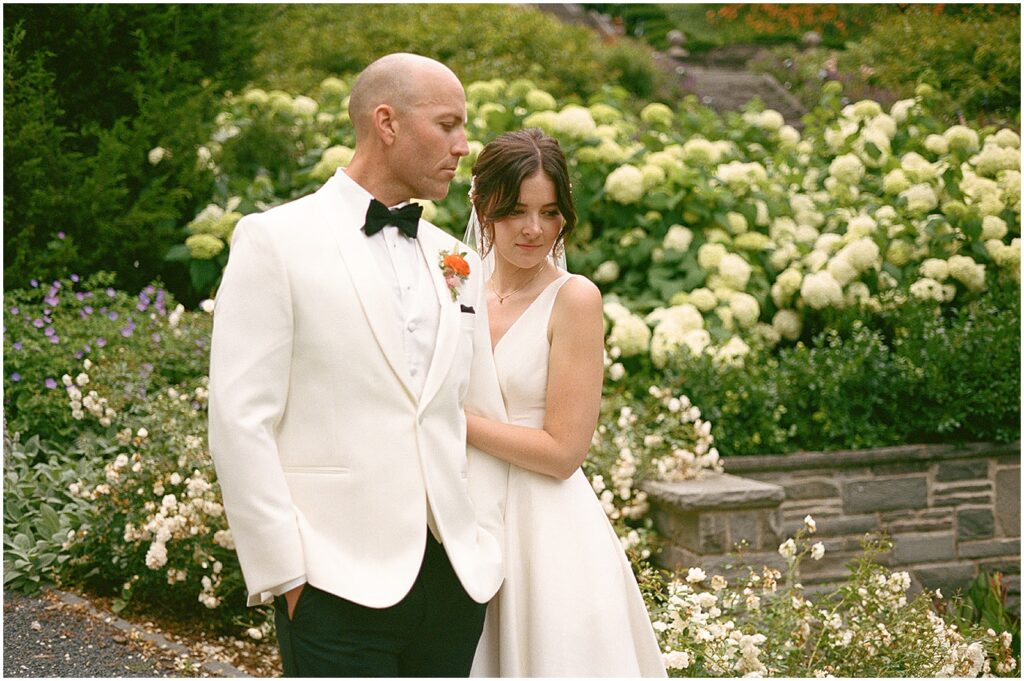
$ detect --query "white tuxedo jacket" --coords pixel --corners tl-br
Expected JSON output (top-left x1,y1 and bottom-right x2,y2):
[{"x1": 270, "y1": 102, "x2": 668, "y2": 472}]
[{"x1": 208, "y1": 170, "x2": 509, "y2": 607}]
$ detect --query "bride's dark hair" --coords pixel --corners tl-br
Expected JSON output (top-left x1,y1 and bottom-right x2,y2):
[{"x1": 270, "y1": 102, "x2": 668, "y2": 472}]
[{"x1": 470, "y1": 128, "x2": 577, "y2": 257}]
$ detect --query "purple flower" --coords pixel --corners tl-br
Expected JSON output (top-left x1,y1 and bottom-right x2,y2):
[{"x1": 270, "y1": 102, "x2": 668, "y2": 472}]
[
  {"x1": 10, "y1": 373, "x2": 20, "y2": 382},
  {"x1": 142, "y1": 363, "x2": 154, "y2": 372},
  {"x1": 136, "y1": 302, "x2": 148, "y2": 312},
  {"x1": 12, "y1": 342, "x2": 22, "y2": 350},
  {"x1": 44, "y1": 296, "x2": 59, "y2": 307},
  {"x1": 9, "y1": 307, "x2": 18, "y2": 315},
  {"x1": 120, "y1": 320, "x2": 135, "y2": 337},
  {"x1": 76, "y1": 292, "x2": 86, "y2": 301},
  {"x1": 84, "y1": 305, "x2": 93, "y2": 314},
  {"x1": 70, "y1": 274, "x2": 79, "y2": 282},
  {"x1": 49, "y1": 335, "x2": 60, "y2": 344},
  {"x1": 74, "y1": 351, "x2": 83, "y2": 359},
  {"x1": 108, "y1": 311, "x2": 119, "y2": 321},
  {"x1": 45, "y1": 378, "x2": 57, "y2": 389},
  {"x1": 106, "y1": 288, "x2": 116, "y2": 298},
  {"x1": 44, "y1": 326, "x2": 55, "y2": 337},
  {"x1": 30, "y1": 279, "x2": 39, "y2": 288},
  {"x1": 32, "y1": 318, "x2": 44, "y2": 329},
  {"x1": 151, "y1": 333, "x2": 161, "y2": 343},
  {"x1": 96, "y1": 337, "x2": 107, "y2": 348},
  {"x1": 83, "y1": 344, "x2": 91, "y2": 352},
  {"x1": 57, "y1": 231, "x2": 66, "y2": 240}
]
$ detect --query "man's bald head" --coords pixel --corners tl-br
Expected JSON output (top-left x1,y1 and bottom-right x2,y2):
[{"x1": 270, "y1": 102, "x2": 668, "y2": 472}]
[{"x1": 348, "y1": 53, "x2": 462, "y2": 141}]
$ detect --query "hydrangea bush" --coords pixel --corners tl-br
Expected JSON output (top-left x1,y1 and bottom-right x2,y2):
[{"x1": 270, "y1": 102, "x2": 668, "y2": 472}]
[{"x1": 172, "y1": 75, "x2": 1019, "y2": 375}]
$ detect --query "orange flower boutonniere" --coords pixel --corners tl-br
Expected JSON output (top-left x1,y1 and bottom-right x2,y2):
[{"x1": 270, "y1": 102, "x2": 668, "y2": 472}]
[{"x1": 439, "y1": 245, "x2": 471, "y2": 302}]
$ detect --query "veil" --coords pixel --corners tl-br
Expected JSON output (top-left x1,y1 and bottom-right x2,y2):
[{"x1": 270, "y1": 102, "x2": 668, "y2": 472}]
[{"x1": 462, "y1": 179, "x2": 568, "y2": 279}]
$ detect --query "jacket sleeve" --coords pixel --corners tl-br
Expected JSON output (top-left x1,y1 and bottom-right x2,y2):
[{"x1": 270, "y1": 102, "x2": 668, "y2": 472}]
[{"x1": 208, "y1": 216, "x2": 306, "y2": 606}]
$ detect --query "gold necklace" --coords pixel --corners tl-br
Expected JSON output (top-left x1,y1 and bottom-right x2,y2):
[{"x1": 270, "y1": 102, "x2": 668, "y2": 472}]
[{"x1": 491, "y1": 265, "x2": 545, "y2": 304}]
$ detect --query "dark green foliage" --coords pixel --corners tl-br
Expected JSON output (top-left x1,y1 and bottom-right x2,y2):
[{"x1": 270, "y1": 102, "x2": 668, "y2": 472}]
[
  {"x1": 3, "y1": 6, "x2": 268, "y2": 303},
  {"x1": 657, "y1": 287, "x2": 1020, "y2": 456},
  {"x1": 250, "y1": 4, "x2": 662, "y2": 101}
]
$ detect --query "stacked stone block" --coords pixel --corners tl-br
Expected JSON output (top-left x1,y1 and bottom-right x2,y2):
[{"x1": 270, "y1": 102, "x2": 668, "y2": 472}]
[{"x1": 644, "y1": 442, "x2": 1020, "y2": 614}]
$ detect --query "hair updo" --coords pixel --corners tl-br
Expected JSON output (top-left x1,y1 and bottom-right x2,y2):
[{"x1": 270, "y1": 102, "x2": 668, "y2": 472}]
[{"x1": 470, "y1": 128, "x2": 577, "y2": 257}]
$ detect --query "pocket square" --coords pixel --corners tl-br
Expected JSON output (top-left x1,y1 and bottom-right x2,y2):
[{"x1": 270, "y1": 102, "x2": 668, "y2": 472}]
[{"x1": 460, "y1": 304, "x2": 475, "y2": 314}]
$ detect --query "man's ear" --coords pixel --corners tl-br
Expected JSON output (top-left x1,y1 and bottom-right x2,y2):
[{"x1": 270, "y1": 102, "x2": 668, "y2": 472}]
[{"x1": 372, "y1": 104, "x2": 398, "y2": 146}]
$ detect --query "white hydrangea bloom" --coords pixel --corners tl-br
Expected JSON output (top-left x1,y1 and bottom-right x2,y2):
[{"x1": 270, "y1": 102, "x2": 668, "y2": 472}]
[
  {"x1": 948, "y1": 255, "x2": 987, "y2": 292},
  {"x1": 800, "y1": 271, "x2": 844, "y2": 309},
  {"x1": 815, "y1": 233, "x2": 844, "y2": 254},
  {"x1": 715, "y1": 160, "x2": 768, "y2": 187},
  {"x1": 778, "y1": 124, "x2": 800, "y2": 146},
  {"x1": 900, "y1": 183, "x2": 939, "y2": 215},
  {"x1": 943, "y1": 125, "x2": 980, "y2": 152},
  {"x1": 901, "y1": 152, "x2": 943, "y2": 183},
  {"x1": 607, "y1": 315, "x2": 651, "y2": 357},
  {"x1": 840, "y1": 237, "x2": 882, "y2": 272},
  {"x1": 697, "y1": 242, "x2": 728, "y2": 270},
  {"x1": 640, "y1": 164, "x2": 667, "y2": 191},
  {"x1": 772, "y1": 309, "x2": 802, "y2": 341},
  {"x1": 725, "y1": 211, "x2": 748, "y2": 234},
  {"x1": 524, "y1": 89, "x2": 557, "y2": 111},
  {"x1": 688, "y1": 287, "x2": 717, "y2": 312},
  {"x1": 992, "y1": 128, "x2": 1021, "y2": 149},
  {"x1": 846, "y1": 214, "x2": 877, "y2": 238},
  {"x1": 867, "y1": 113, "x2": 897, "y2": 139},
  {"x1": 924, "y1": 134, "x2": 949, "y2": 156},
  {"x1": 855, "y1": 126, "x2": 892, "y2": 168},
  {"x1": 910, "y1": 277, "x2": 955, "y2": 302},
  {"x1": 714, "y1": 336, "x2": 750, "y2": 365},
  {"x1": 982, "y1": 215, "x2": 1009, "y2": 241},
  {"x1": 663, "y1": 224, "x2": 693, "y2": 252},
  {"x1": 554, "y1": 105, "x2": 598, "y2": 139},
  {"x1": 291, "y1": 95, "x2": 318, "y2": 117},
  {"x1": 603, "y1": 301, "x2": 632, "y2": 323},
  {"x1": 883, "y1": 169, "x2": 911, "y2": 195},
  {"x1": 826, "y1": 254, "x2": 858, "y2": 286},
  {"x1": 998, "y1": 169, "x2": 1020, "y2": 213},
  {"x1": 604, "y1": 165, "x2": 645, "y2": 204},
  {"x1": 920, "y1": 258, "x2": 950, "y2": 281},
  {"x1": 825, "y1": 119, "x2": 859, "y2": 151},
  {"x1": 647, "y1": 303, "x2": 705, "y2": 332},
  {"x1": 729, "y1": 292, "x2": 760, "y2": 327},
  {"x1": 593, "y1": 260, "x2": 621, "y2": 283},
  {"x1": 718, "y1": 253, "x2": 753, "y2": 290},
  {"x1": 681, "y1": 137, "x2": 720, "y2": 165},
  {"x1": 828, "y1": 154, "x2": 865, "y2": 185},
  {"x1": 970, "y1": 142, "x2": 1021, "y2": 178},
  {"x1": 890, "y1": 98, "x2": 915, "y2": 122}
]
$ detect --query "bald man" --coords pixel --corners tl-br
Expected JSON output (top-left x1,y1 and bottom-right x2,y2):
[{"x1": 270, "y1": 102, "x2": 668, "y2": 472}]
[{"x1": 209, "y1": 53, "x2": 509, "y2": 676}]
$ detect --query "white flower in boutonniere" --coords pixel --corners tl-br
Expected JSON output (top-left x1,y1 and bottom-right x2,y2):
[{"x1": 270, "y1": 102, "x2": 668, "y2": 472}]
[{"x1": 438, "y1": 244, "x2": 471, "y2": 302}]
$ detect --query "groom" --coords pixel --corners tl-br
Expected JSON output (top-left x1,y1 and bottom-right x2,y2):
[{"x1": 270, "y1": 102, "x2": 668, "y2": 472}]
[{"x1": 208, "y1": 53, "x2": 509, "y2": 677}]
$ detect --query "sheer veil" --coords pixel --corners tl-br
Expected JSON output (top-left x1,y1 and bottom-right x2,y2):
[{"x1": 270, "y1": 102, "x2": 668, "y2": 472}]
[{"x1": 462, "y1": 179, "x2": 568, "y2": 280}]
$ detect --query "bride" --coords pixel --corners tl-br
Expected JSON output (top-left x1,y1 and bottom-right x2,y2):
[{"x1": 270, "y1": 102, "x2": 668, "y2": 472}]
[{"x1": 464, "y1": 128, "x2": 666, "y2": 677}]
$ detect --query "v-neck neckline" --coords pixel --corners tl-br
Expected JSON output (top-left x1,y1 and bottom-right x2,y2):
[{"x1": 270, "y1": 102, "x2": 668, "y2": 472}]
[{"x1": 491, "y1": 274, "x2": 570, "y2": 354}]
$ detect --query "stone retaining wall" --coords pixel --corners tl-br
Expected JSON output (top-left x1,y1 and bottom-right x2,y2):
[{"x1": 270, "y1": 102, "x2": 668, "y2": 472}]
[{"x1": 644, "y1": 441, "x2": 1020, "y2": 613}]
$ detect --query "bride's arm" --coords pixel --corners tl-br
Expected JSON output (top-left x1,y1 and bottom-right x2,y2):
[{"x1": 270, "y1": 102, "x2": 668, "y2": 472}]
[{"x1": 466, "y1": 277, "x2": 605, "y2": 480}]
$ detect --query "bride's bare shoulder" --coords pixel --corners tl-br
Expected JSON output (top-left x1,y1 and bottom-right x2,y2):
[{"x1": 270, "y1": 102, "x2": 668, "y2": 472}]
[{"x1": 552, "y1": 274, "x2": 603, "y2": 324}]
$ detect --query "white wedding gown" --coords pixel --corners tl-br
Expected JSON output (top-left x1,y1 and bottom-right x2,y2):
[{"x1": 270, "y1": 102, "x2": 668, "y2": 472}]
[{"x1": 471, "y1": 273, "x2": 667, "y2": 678}]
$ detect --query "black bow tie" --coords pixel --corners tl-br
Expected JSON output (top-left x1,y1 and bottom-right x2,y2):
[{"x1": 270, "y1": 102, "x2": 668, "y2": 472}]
[{"x1": 362, "y1": 199, "x2": 422, "y2": 239}]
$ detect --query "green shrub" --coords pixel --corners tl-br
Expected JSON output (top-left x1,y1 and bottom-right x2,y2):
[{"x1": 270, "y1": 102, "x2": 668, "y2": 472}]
[
  {"x1": 843, "y1": 6, "x2": 1021, "y2": 122},
  {"x1": 250, "y1": 4, "x2": 662, "y2": 100},
  {"x1": 2, "y1": 6, "x2": 268, "y2": 302}
]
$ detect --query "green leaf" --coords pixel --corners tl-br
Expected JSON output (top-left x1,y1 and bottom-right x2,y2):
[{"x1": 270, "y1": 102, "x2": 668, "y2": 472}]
[
  {"x1": 165, "y1": 244, "x2": 192, "y2": 262},
  {"x1": 38, "y1": 503, "x2": 60, "y2": 535}
]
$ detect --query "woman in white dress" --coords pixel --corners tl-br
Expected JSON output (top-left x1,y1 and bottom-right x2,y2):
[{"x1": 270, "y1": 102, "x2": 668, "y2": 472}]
[{"x1": 465, "y1": 128, "x2": 666, "y2": 677}]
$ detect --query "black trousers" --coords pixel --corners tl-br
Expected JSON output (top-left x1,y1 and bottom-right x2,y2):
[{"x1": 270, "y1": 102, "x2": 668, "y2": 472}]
[{"x1": 273, "y1": 533, "x2": 487, "y2": 677}]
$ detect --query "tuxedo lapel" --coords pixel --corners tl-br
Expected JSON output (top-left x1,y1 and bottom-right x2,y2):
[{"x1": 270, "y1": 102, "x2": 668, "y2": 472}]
[
  {"x1": 416, "y1": 226, "x2": 460, "y2": 412},
  {"x1": 317, "y1": 175, "x2": 416, "y2": 402}
]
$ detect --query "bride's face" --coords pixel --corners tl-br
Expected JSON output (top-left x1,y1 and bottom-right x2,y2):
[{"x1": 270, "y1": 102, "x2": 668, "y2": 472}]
[{"x1": 490, "y1": 170, "x2": 563, "y2": 270}]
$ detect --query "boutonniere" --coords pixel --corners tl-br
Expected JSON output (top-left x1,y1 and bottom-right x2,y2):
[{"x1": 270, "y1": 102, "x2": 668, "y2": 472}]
[{"x1": 438, "y1": 244, "x2": 471, "y2": 302}]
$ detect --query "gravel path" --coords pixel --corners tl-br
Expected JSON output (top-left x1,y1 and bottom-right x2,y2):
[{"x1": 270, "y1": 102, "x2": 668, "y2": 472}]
[{"x1": 3, "y1": 588, "x2": 251, "y2": 677}]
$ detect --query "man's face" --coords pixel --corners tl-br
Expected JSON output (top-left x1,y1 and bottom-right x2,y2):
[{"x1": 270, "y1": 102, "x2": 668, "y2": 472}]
[{"x1": 389, "y1": 71, "x2": 469, "y2": 202}]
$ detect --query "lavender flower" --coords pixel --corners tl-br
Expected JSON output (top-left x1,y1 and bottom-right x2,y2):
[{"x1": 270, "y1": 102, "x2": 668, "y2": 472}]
[
  {"x1": 44, "y1": 326, "x2": 55, "y2": 337},
  {"x1": 45, "y1": 378, "x2": 57, "y2": 389},
  {"x1": 9, "y1": 307, "x2": 18, "y2": 315},
  {"x1": 30, "y1": 279, "x2": 39, "y2": 288},
  {"x1": 12, "y1": 342, "x2": 22, "y2": 350},
  {"x1": 10, "y1": 373, "x2": 20, "y2": 382},
  {"x1": 32, "y1": 319, "x2": 44, "y2": 329},
  {"x1": 106, "y1": 288, "x2": 116, "y2": 298},
  {"x1": 49, "y1": 335, "x2": 60, "y2": 344},
  {"x1": 76, "y1": 292, "x2": 86, "y2": 301},
  {"x1": 108, "y1": 311, "x2": 119, "y2": 321},
  {"x1": 70, "y1": 273, "x2": 80, "y2": 282},
  {"x1": 96, "y1": 337, "x2": 107, "y2": 348},
  {"x1": 120, "y1": 320, "x2": 135, "y2": 337},
  {"x1": 57, "y1": 231, "x2": 66, "y2": 240}
]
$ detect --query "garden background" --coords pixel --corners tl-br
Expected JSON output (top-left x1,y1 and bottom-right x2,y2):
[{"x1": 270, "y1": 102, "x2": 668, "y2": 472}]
[{"x1": 3, "y1": 3, "x2": 1021, "y2": 677}]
